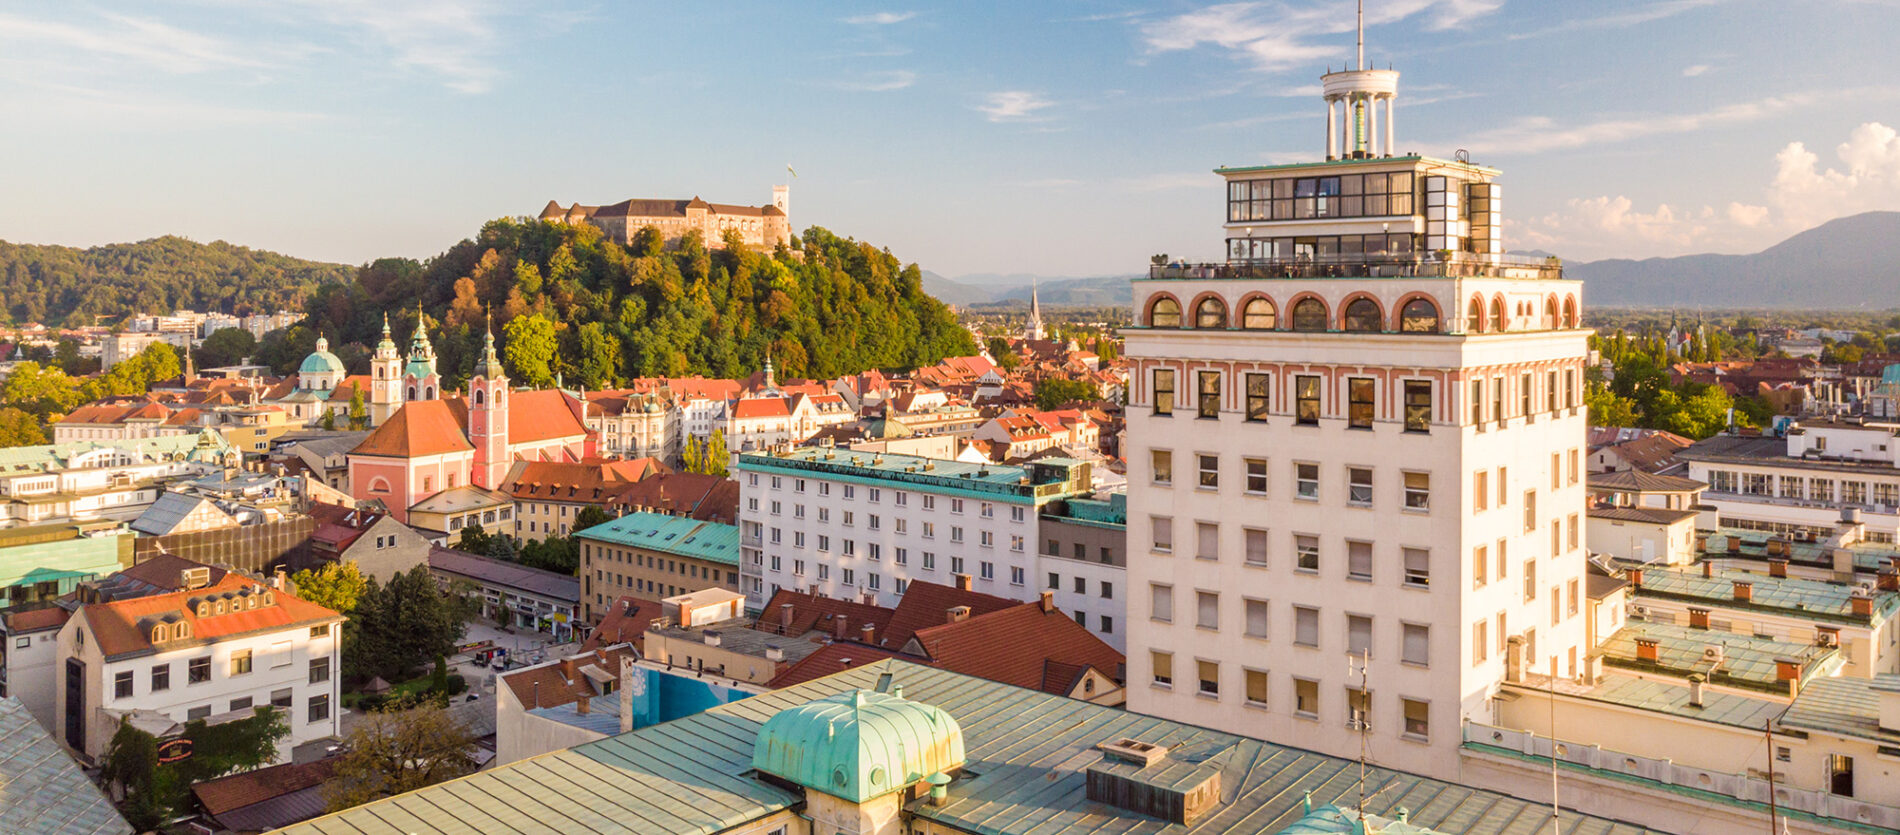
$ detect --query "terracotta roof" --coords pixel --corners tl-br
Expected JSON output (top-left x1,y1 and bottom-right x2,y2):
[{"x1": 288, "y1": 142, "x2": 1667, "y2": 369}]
[
  {"x1": 501, "y1": 460, "x2": 642, "y2": 502},
  {"x1": 79, "y1": 574, "x2": 343, "y2": 661},
  {"x1": 1602, "y1": 433, "x2": 1694, "y2": 474},
  {"x1": 731, "y1": 397, "x2": 790, "y2": 420},
  {"x1": 907, "y1": 601, "x2": 1124, "y2": 695},
  {"x1": 500, "y1": 645, "x2": 638, "y2": 710},
  {"x1": 766, "y1": 642, "x2": 910, "y2": 688},
  {"x1": 113, "y1": 554, "x2": 229, "y2": 593},
  {"x1": 752, "y1": 588, "x2": 895, "y2": 643},
  {"x1": 193, "y1": 757, "x2": 337, "y2": 816},
  {"x1": 876, "y1": 580, "x2": 1020, "y2": 650},
  {"x1": 581, "y1": 597, "x2": 663, "y2": 652},
  {"x1": 1, "y1": 606, "x2": 70, "y2": 633},
  {"x1": 326, "y1": 376, "x2": 372, "y2": 403},
  {"x1": 350, "y1": 400, "x2": 474, "y2": 458},
  {"x1": 604, "y1": 472, "x2": 738, "y2": 524},
  {"x1": 440, "y1": 389, "x2": 589, "y2": 448}
]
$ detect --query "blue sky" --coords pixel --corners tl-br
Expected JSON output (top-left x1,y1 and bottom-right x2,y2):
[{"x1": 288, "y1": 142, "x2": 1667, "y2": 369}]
[{"x1": 2, "y1": 1, "x2": 1898, "y2": 278}]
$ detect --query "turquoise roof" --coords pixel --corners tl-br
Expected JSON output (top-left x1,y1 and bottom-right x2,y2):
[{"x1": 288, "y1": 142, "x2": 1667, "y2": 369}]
[
  {"x1": 574, "y1": 511, "x2": 740, "y2": 567},
  {"x1": 1599, "y1": 621, "x2": 1839, "y2": 692},
  {"x1": 1279, "y1": 804, "x2": 1446, "y2": 834},
  {"x1": 298, "y1": 338, "x2": 345, "y2": 376},
  {"x1": 1635, "y1": 566, "x2": 1900, "y2": 624},
  {"x1": 1884, "y1": 364, "x2": 1900, "y2": 385},
  {"x1": 1780, "y1": 674, "x2": 1900, "y2": 745},
  {"x1": 737, "y1": 447, "x2": 1089, "y2": 506},
  {"x1": 751, "y1": 689, "x2": 964, "y2": 803},
  {"x1": 404, "y1": 359, "x2": 437, "y2": 380}
]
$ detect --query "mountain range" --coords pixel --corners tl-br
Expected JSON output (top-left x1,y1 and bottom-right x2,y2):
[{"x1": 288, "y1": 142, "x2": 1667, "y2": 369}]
[{"x1": 923, "y1": 211, "x2": 1900, "y2": 310}]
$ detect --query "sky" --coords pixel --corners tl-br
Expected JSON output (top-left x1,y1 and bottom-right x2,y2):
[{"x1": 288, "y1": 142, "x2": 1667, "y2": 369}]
[{"x1": 3, "y1": 0, "x2": 1900, "y2": 279}]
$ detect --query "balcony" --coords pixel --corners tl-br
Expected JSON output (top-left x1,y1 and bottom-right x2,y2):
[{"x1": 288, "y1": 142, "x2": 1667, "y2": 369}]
[{"x1": 1148, "y1": 252, "x2": 1564, "y2": 281}]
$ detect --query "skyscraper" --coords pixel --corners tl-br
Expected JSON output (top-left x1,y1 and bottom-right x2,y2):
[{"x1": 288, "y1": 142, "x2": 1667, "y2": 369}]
[{"x1": 1122, "y1": 14, "x2": 1589, "y2": 780}]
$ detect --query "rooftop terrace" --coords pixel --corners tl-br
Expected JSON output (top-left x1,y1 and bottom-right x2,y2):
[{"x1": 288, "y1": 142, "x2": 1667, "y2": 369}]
[
  {"x1": 1145, "y1": 251, "x2": 1564, "y2": 282},
  {"x1": 736, "y1": 447, "x2": 1089, "y2": 504}
]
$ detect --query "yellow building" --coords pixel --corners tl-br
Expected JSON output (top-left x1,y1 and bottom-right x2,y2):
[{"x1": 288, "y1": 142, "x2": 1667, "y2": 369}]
[{"x1": 539, "y1": 186, "x2": 790, "y2": 251}]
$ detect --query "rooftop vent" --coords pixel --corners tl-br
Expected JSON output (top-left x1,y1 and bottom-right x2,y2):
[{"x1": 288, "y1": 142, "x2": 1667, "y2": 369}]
[{"x1": 1086, "y1": 739, "x2": 1224, "y2": 825}]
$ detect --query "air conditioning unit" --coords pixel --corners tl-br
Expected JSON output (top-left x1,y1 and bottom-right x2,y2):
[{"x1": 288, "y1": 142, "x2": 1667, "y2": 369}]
[
  {"x1": 1700, "y1": 645, "x2": 1725, "y2": 665},
  {"x1": 1631, "y1": 604, "x2": 1650, "y2": 619}
]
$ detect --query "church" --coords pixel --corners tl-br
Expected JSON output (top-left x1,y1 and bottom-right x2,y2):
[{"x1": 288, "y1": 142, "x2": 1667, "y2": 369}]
[{"x1": 322, "y1": 314, "x2": 594, "y2": 523}]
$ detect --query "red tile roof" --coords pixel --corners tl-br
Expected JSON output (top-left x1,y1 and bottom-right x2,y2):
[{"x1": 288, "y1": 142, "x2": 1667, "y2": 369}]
[
  {"x1": 731, "y1": 397, "x2": 790, "y2": 420},
  {"x1": 907, "y1": 601, "x2": 1124, "y2": 695},
  {"x1": 193, "y1": 758, "x2": 337, "y2": 816},
  {"x1": 581, "y1": 597, "x2": 663, "y2": 652},
  {"x1": 439, "y1": 390, "x2": 589, "y2": 448},
  {"x1": 752, "y1": 588, "x2": 894, "y2": 643},
  {"x1": 604, "y1": 473, "x2": 738, "y2": 524},
  {"x1": 80, "y1": 574, "x2": 343, "y2": 661},
  {"x1": 767, "y1": 642, "x2": 909, "y2": 688},
  {"x1": 1, "y1": 606, "x2": 71, "y2": 633},
  {"x1": 350, "y1": 400, "x2": 474, "y2": 458},
  {"x1": 500, "y1": 645, "x2": 638, "y2": 710},
  {"x1": 326, "y1": 376, "x2": 373, "y2": 403}
]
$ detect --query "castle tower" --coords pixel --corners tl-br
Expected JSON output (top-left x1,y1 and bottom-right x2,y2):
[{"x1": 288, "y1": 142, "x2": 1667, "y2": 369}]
[
  {"x1": 369, "y1": 316, "x2": 403, "y2": 426},
  {"x1": 469, "y1": 318, "x2": 511, "y2": 490},
  {"x1": 403, "y1": 306, "x2": 441, "y2": 402}
]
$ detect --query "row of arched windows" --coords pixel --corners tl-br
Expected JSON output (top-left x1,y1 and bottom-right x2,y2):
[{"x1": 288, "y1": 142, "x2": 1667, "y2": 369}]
[{"x1": 1147, "y1": 290, "x2": 1578, "y2": 334}]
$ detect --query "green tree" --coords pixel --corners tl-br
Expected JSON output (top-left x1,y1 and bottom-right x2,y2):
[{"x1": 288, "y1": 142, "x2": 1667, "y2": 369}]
[
  {"x1": 346, "y1": 567, "x2": 471, "y2": 682},
  {"x1": 575, "y1": 506, "x2": 612, "y2": 533},
  {"x1": 502, "y1": 314, "x2": 559, "y2": 388},
  {"x1": 456, "y1": 525, "x2": 493, "y2": 554},
  {"x1": 1034, "y1": 377, "x2": 1097, "y2": 410},
  {"x1": 290, "y1": 561, "x2": 369, "y2": 614},
  {"x1": 321, "y1": 408, "x2": 337, "y2": 430},
  {"x1": 348, "y1": 385, "x2": 368, "y2": 429},
  {"x1": 198, "y1": 327, "x2": 259, "y2": 368},
  {"x1": 694, "y1": 429, "x2": 730, "y2": 477},
  {"x1": 574, "y1": 321, "x2": 621, "y2": 389},
  {"x1": 323, "y1": 700, "x2": 479, "y2": 813},
  {"x1": 99, "y1": 707, "x2": 289, "y2": 825},
  {"x1": 0, "y1": 407, "x2": 47, "y2": 447}
]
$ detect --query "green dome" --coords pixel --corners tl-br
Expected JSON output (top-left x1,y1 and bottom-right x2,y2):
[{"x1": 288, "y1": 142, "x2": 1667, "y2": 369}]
[
  {"x1": 752, "y1": 690, "x2": 964, "y2": 803},
  {"x1": 404, "y1": 359, "x2": 437, "y2": 380},
  {"x1": 299, "y1": 338, "x2": 345, "y2": 377}
]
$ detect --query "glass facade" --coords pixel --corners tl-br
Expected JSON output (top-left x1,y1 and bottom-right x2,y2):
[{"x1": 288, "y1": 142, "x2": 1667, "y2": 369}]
[{"x1": 1227, "y1": 171, "x2": 1416, "y2": 222}]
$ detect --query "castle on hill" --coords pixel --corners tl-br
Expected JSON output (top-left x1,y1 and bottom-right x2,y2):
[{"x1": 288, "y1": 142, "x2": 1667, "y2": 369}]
[{"x1": 538, "y1": 186, "x2": 791, "y2": 251}]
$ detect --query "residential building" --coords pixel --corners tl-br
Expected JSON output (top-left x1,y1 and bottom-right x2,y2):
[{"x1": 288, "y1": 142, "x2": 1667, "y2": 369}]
[
  {"x1": 1585, "y1": 470, "x2": 1706, "y2": 564},
  {"x1": 643, "y1": 589, "x2": 823, "y2": 686},
  {"x1": 0, "y1": 430, "x2": 239, "y2": 528},
  {"x1": 427, "y1": 547, "x2": 580, "y2": 640},
  {"x1": 404, "y1": 484, "x2": 514, "y2": 542},
  {"x1": 602, "y1": 471, "x2": 739, "y2": 524},
  {"x1": 503, "y1": 458, "x2": 665, "y2": 542},
  {"x1": 1122, "y1": 40, "x2": 1590, "y2": 781},
  {"x1": 54, "y1": 570, "x2": 344, "y2": 765},
  {"x1": 1587, "y1": 431, "x2": 1692, "y2": 475},
  {"x1": 579, "y1": 595, "x2": 663, "y2": 653},
  {"x1": 735, "y1": 447, "x2": 1094, "y2": 610},
  {"x1": 305, "y1": 503, "x2": 435, "y2": 582},
  {"x1": 493, "y1": 643, "x2": 639, "y2": 765},
  {"x1": 538, "y1": 187, "x2": 791, "y2": 251},
  {"x1": 581, "y1": 390, "x2": 678, "y2": 462},
  {"x1": 574, "y1": 511, "x2": 740, "y2": 623},
  {"x1": 1037, "y1": 492, "x2": 1127, "y2": 650},
  {"x1": 1682, "y1": 420, "x2": 1900, "y2": 543},
  {"x1": 280, "y1": 659, "x2": 1672, "y2": 835},
  {"x1": 270, "y1": 430, "x2": 368, "y2": 493}
]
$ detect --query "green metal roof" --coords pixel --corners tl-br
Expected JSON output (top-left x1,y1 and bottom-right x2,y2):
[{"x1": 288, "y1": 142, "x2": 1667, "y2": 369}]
[
  {"x1": 1635, "y1": 566, "x2": 1900, "y2": 624},
  {"x1": 0, "y1": 430, "x2": 234, "y2": 474},
  {"x1": 573, "y1": 511, "x2": 740, "y2": 567},
  {"x1": 1598, "y1": 621, "x2": 1838, "y2": 693},
  {"x1": 298, "y1": 338, "x2": 345, "y2": 376},
  {"x1": 0, "y1": 697, "x2": 132, "y2": 834},
  {"x1": 277, "y1": 661, "x2": 1663, "y2": 835},
  {"x1": 1278, "y1": 804, "x2": 1448, "y2": 834},
  {"x1": 752, "y1": 689, "x2": 963, "y2": 803},
  {"x1": 1779, "y1": 674, "x2": 1900, "y2": 745},
  {"x1": 1550, "y1": 672, "x2": 1788, "y2": 730},
  {"x1": 736, "y1": 447, "x2": 1088, "y2": 506}
]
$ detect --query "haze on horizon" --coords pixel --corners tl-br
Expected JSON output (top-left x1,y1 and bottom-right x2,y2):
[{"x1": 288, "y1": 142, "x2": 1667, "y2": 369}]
[{"x1": 2, "y1": 0, "x2": 1898, "y2": 278}]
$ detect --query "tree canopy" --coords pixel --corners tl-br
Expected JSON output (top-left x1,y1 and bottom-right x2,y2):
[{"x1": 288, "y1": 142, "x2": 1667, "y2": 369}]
[
  {"x1": 0, "y1": 236, "x2": 349, "y2": 327},
  {"x1": 324, "y1": 700, "x2": 479, "y2": 813},
  {"x1": 343, "y1": 566, "x2": 471, "y2": 683}
]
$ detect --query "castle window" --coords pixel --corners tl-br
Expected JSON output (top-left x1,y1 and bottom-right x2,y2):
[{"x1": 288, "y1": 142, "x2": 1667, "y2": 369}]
[
  {"x1": 1242, "y1": 298, "x2": 1276, "y2": 329},
  {"x1": 1195, "y1": 297, "x2": 1227, "y2": 329},
  {"x1": 1343, "y1": 298, "x2": 1382, "y2": 332},
  {"x1": 1400, "y1": 298, "x2": 1440, "y2": 333},
  {"x1": 1291, "y1": 298, "x2": 1328, "y2": 332},
  {"x1": 1149, "y1": 297, "x2": 1181, "y2": 328}
]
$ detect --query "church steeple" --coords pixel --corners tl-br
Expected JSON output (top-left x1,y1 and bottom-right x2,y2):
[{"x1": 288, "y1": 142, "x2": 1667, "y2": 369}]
[
  {"x1": 368, "y1": 313, "x2": 403, "y2": 425},
  {"x1": 402, "y1": 306, "x2": 441, "y2": 401},
  {"x1": 469, "y1": 310, "x2": 510, "y2": 490},
  {"x1": 1025, "y1": 279, "x2": 1046, "y2": 341}
]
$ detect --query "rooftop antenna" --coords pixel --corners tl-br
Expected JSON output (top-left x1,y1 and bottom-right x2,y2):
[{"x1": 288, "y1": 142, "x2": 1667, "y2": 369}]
[
  {"x1": 1349, "y1": 648, "x2": 1371, "y2": 823},
  {"x1": 1356, "y1": 0, "x2": 1365, "y2": 71}
]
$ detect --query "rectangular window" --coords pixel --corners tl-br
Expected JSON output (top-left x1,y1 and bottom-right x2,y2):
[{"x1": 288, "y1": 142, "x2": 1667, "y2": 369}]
[
  {"x1": 1196, "y1": 522, "x2": 1219, "y2": 560},
  {"x1": 1470, "y1": 379, "x2": 1484, "y2": 425},
  {"x1": 271, "y1": 688, "x2": 293, "y2": 708},
  {"x1": 1244, "y1": 528, "x2": 1269, "y2": 566},
  {"x1": 1153, "y1": 369, "x2": 1175, "y2": 416},
  {"x1": 309, "y1": 657, "x2": 330, "y2": 684},
  {"x1": 1152, "y1": 516, "x2": 1174, "y2": 552},
  {"x1": 1296, "y1": 463, "x2": 1319, "y2": 500},
  {"x1": 1567, "y1": 513, "x2": 1580, "y2": 550},
  {"x1": 1493, "y1": 376, "x2": 1505, "y2": 426},
  {"x1": 922, "y1": 552, "x2": 936, "y2": 571},
  {"x1": 308, "y1": 694, "x2": 330, "y2": 723},
  {"x1": 1009, "y1": 566, "x2": 1023, "y2": 586},
  {"x1": 1151, "y1": 584, "x2": 1173, "y2": 622},
  {"x1": 1347, "y1": 614, "x2": 1372, "y2": 657},
  {"x1": 189, "y1": 656, "x2": 211, "y2": 684},
  {"x1": 1524, "y1": 559, "x2": 1537, "y2": 601},
  {"x1": 1197, "y1": 591, "x2": 1219, "y2": 629},
  {"x1": 1245, "y1": 599, "x2": 1269, "y2": 638},
  {"x1": 1524, "y1": 490, "x2": 1537, "y2": 532},
  {"x1": 1347, "y1": 687, "x2": 1371, "y2": 729},
  {"x1": 311, "y1": 624, "x2": 330, "y2": 638},
  {"x1": 1246, "y1": 670, "x2": 1269, "y2": 706},
  {"x1": 1295, "y1": 376, "x2": 1321, "y2": 425},
  {"x1": 114, "y1": 671, "x2": 133, "y2": 699},
  {"x1": 1348, "y1": 467, "x2": 1373, "y2": 506},
  {"x1": 1520, "y1": 372, "x2": 1533, "y2": 420},
  {"x1": 230, "y1": 696, "x2": 253, "y2": 712},
  {"x1": 1568, "y1": 579, "x2": 1580, "y2": 616},
  {"x1": 1295, "y1": 678, "x2": 1319, "y2": 718},
  {"x1": 1402, "y1": 547, "x2": 1430, "y2": 588},
  {"x1": 1151, "y1": 449, "x2": 1173, "y2": 485},
  {"x1": 1101, "y1": 581, "x2": 1113, "y2": 599},
  {"x1": 1198, "y1": 371, "x2": 1221, "y2": 418},
  {"x1": 1296, "y1": 535, "x2": 1320, "y2": 572},
  {"x1": 1402, "y1": 622, "x2": 1430, "y2": 666},
  {"x1": 1474, "y1": 470, "x2": 1488, "y2": 511},
  {"x1": 844, "y1": 568, "x2": 857, "y2": 586},
  {"x1": 1472, "y1": 546, "x2": 1488, "y2": 589},
  {"x1": 1245, "y1": 373, "x2": 1271, "y2": 421},
  {"x1": 1403, "y1": 698, "x2": 1430, "y2": 740},
  {"x1": 1152, "y1": 651, "x2": 1173, "y2": 686},
  {"x1": 1497, "y1": 612, "x2": 1508, "y2": 655},
  {"x1": 1401, "y1": 471, "x2": 1430, "y2": 511},
  {"x1": 1100, "y1": 614, "x2": 1112, "y2": 633},
  {"x1": 1404, "y1": 380, "x2": 1431, "y2": 431},
  {"x1": 1244, "y1": 458, "x2": 1268, "y2": 494},
  {"x1": 1473, "y1": 619, "x2": 1489, "y2": 664},
  {"x1": 151, "y1": 664, "x2": 170, "y2": 692},
  {"x1": 1048, "y1": 572, "x2": 1060, "y2": 589},
  {"x1": 1347, "y1": 540, "x2": 1373, "y2": 581},
  {"x1": 1197, "y1": 660, "x2": 1220, "y2": 696},
  {"x1": 1547, "y1": 370, "x2": 1559, "y2": 413},
  {"x1": 188, "y1": 706, "x2": 211, "y2": 721},
  {"x1": 1198, "y1": 454, "x2": 1219, "y2": 488},
  {"x1": 1295, "y1": 606, "x2": 1320, "y2": 647},
  {"x1": 1348, "y1": 377, "x2": 1375, "y2": 429}
]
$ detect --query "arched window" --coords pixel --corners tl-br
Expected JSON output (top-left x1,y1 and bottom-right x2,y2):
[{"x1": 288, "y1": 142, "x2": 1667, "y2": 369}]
[
  {"x1": 1400, "y1": 298, "x2": 1440, "y2": 333},
  {"x1": 1343, "y1": 298, "x2": 1383, "y2": 332},
  {"x1": 1195, "y1": 297, "x2": 1228, "y2": 329},
  {"x1": 1149, "y1": 297, "x2": 1182, "y2": 328},
  {"x1": 1564, "y1": 296, "x2": 1579, "y2": 328},
  {"x1": 407, "y1": 386, "x2": 417, "y2": 400},
  {"x1": 425, "y1": 386, "x2": 435, "y2": 400},
  {"x1": 1242, "y1": 298, "x2": 1276, "y2": 329},
  {"x1": 1467, "y1": 297, "x2": 1485, "y2": 332},
  {"x1": 376, "y1": 368, "x2": 384, "y2": 379},
  {"x1": 474, "y1": 389, "x2": 485, "y2": 406},
  {"x1": 1545, "y1": 298, "x2": 1559, "y2": 327},
  {"x1": 1489, "y1": 297, "x2": 1506, "y2": 332},
  {"x1": 1292, "y1": 298, "x2": 1329, "y2": 332}
]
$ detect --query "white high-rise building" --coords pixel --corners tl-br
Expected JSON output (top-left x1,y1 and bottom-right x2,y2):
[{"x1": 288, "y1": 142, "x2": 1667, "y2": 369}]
[{"x1": 1122, "y1": 19, "x2": 1590, "y2": 781}]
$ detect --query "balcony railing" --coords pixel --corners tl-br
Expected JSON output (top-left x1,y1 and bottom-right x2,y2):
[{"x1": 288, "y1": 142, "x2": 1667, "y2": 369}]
[{"x1": 1149, "y1": 252, "x2": 1564, "y2": 281}]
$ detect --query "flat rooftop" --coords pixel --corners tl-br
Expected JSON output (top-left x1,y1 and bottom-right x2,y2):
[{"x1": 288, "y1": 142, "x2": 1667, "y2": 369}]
[{"x1": 737, "y1": 447, "x2": 1085, "y2": 504}]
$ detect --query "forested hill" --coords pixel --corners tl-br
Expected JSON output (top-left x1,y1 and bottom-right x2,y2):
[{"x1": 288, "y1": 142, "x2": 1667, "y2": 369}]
[
  {"x1": 0, "y1": 236, "x2": 352, "y2": 326},
  {"x1": 271, "y1": 220, "x2": 976, "y2": 388}
]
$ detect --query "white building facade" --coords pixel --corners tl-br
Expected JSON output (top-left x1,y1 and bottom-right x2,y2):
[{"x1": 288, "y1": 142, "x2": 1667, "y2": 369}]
[
  {"x1": 1682, "y1": 419, "x2": 1900, "y2": 544},
  {"x1": 734, "y1": 448, "x2": 1093, "y2": 611},
  {"x1": 1122, "y1": 48, "x2": 1591, "y2": 782}
]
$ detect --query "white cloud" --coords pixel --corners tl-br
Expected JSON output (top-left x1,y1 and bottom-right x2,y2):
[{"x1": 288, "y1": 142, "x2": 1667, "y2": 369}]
[
  {"x1": 978, "y1": 90, "x2": 1053, "y2": 122},
  {"x1": 1682, "y1": 64, "x2": 1711, "y2": 77},
  {"x1": 833, "y1": 70, "x2": 916, "y2": 92},
  {"x1": 1459, "y1": 88, "x2": 1888, "y2": 156},
  {"x1": 1504, "y1": 0, "x2": 1724, "y2": 41},
  {"x1": 0, "y1": 11, "x2": 267, "y2": 74},
  {"x1": 1140, "y1": 1, "x2": 1500, "y2": 73},
  {"x1": 274, "y1": 0, "x2": 512, "y2": 94},
  {"x1": 843, "y1": 11, "x2": 916, "y2": 25},
  {"x1": 1520, "y1": 122, "x2": 1900, "y2": 259}
]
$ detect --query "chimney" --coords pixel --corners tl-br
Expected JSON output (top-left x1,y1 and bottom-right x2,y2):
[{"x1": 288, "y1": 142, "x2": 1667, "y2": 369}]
[
  {"x1": 1039, "y1": 589, "x2": 1056, "y2": 613},
  {"x1": 1635, "y1": 637, "x2": 1660, "y2": 662},
  {"x1": 1732, "y1": 581, "x2": 1752, "y2": 603},
  {"x1": 576, "y1": 694, "x2": 591, "y2": 715},
  {"x1": 779, "y1": 602, "x2": 795, "y2": 630},
  {"x1": 833, "y1": 617, "x2": 848, "y2": 641},
  {"x1": 702, "y1": 629, "x2": 721, "y2": 647},
  {"x1": 560, "y1": 658, "x2": 578, "y2": 681},
  {"x1": 860, "y1": 623, "x2": 877, "y2": 643},
  {"x1": 1627, "y1": 567, "x2": 1643, "y2": 588},
  {"x1": 953, "y1": 573, "x2": 972, "y2": 591},
  {"x1": 1702, "y1": 561, "x2": 1714, "y2": 578},
  {"x1": 1769, "y1": 559, "x2": 1788, "y2": 579},
  {"x1": 1687, "y1": 673, "x2": 1705, "y2": 708},
  {"x1": 619, "y1": 657, "x2": 635, "y2": 733},
  {"x1": 1879, "y1": 569, "x2": 1899, "y2": 592},
  {"x1": 861, "y1": 591, "x2": 877, "y2": 606},
  {"x1": 1776, "y1": 658, "x2": 1801, "y2": 696},
  {"x1": 1851, "y1": 592, "x2": 1874, "y2": 618},
  {"x1": 765, "y1": 645, "x2": 785, "y2": 663},
  {"x1": 946, "y1": 605, "x2": 971, "y2": 624}
]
